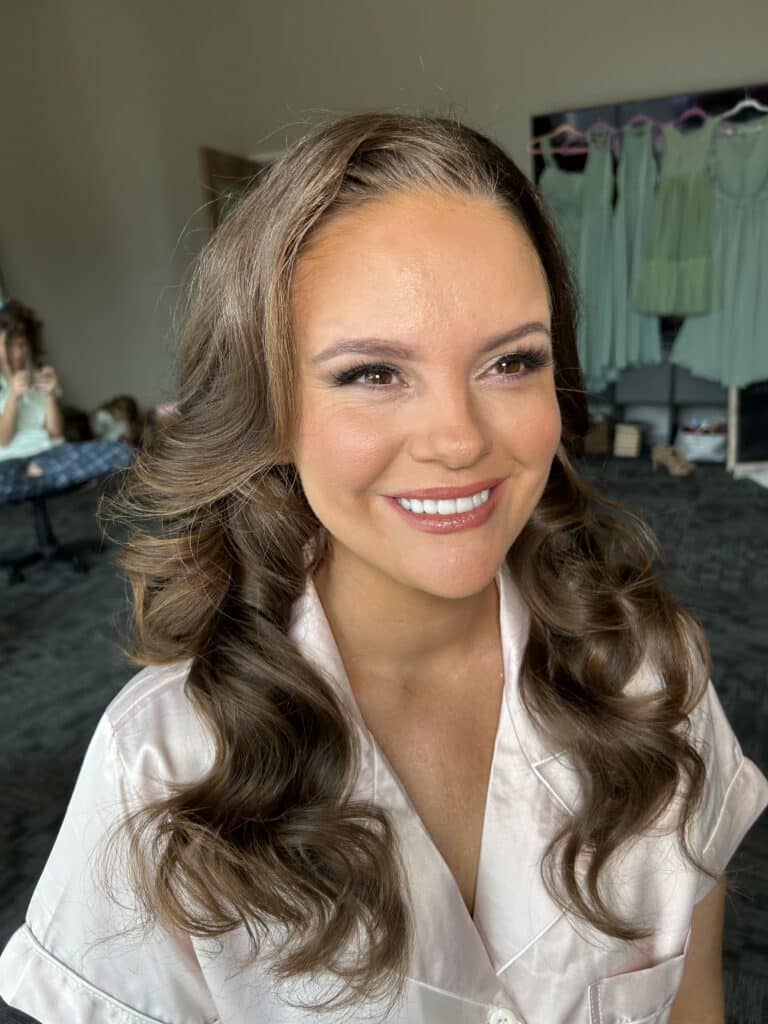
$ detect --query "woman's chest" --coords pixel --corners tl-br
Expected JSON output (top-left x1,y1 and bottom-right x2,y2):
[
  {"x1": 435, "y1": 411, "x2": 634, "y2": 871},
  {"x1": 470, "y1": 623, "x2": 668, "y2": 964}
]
[{"x1": 350, "y1": 662, "x2": 505, "y2": 920}]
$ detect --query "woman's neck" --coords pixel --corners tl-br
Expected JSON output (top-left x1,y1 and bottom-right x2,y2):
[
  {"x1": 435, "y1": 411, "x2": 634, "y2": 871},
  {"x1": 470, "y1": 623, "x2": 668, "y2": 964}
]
[{"x1": 312, "y1": 554, "x2": 501, "y2": 696}]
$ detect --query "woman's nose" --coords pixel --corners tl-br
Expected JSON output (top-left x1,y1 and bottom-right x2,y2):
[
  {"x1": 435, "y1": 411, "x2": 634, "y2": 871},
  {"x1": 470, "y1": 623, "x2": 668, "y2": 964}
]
[{"x1": 406, "y1": 383, "x2": 491, "y2": 465}]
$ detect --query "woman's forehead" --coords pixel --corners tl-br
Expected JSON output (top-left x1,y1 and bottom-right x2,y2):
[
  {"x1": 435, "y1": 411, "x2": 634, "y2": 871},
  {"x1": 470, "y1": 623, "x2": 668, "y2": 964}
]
[{"x1": 291, "y1": 191, "x2": 549, "y2": 337}]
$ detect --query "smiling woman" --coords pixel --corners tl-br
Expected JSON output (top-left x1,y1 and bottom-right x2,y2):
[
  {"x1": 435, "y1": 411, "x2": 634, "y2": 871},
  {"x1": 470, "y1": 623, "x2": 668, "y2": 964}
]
[
  {"x1": 290, "y1": 189, "x2": 561, "y2": 597},
  {"x1": 0, "y1": 113, "x2": 765, "y2": 1024}
]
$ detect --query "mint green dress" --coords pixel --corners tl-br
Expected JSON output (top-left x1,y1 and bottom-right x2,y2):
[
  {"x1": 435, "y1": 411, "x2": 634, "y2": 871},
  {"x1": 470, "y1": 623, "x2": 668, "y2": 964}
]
[
  {"x1": 538, "y1": 132, "x2": 614, "y2": 392},
  {"x1": 670, "y1": 119, "x2": 768, "y2": 388},
  {"x1": 611, "y1": 122, "x2": 661, "y2": 374},
  {"x1": 631, "y1": 118, "x2": 716, "y2": 315},
  {"x1": 537, "y1": 136, "x2": 582, "y2": 271}
]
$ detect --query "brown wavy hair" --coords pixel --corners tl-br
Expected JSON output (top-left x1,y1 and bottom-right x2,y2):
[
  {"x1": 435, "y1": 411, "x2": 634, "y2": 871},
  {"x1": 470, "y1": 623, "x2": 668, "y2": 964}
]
[{"x1": 99, "y1": 112, "x2": 716, "y2": 1015}]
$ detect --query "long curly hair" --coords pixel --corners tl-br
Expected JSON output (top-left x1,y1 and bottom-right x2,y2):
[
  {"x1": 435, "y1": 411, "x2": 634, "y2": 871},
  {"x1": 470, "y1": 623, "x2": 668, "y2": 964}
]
[{"x1": 99, "y1": 112, "x2": 715, "y2": 1015}]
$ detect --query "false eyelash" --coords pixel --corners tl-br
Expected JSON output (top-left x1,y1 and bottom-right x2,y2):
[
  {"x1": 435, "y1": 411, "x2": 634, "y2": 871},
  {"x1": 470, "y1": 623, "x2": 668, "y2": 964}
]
[{"x1": 329, "y1": 346, "x2": 553, "y2": 388}]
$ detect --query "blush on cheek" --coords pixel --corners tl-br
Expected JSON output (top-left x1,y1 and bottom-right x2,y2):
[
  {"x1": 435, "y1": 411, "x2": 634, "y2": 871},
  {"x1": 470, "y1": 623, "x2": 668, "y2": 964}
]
[
  {"x1": 302, "y1": 415, "x2": 396, "y2": 493},
  {"x1": 515, "y1": 408, "x2": 561, "y2": 467}
]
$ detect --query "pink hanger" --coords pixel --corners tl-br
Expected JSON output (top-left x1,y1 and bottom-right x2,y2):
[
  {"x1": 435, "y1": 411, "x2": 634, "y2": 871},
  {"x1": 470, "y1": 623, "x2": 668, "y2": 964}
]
[
  {"x1": 674, "y1": 104, "x2": 709, "y2": 126},
  {"x1": 623, "y1": 112, "x2": 655, "y2": 129},
  {"x1": 587, "y1": 118, "x2": 616, "y2": 135},
  {"x1": 528, "y1": 122, "x2": 588, "y2": 156}
]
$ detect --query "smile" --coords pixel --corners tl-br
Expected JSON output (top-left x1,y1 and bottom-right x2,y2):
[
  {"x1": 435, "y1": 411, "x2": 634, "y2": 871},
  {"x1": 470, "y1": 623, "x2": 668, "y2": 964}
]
[
  {"x1": 395, "y1": 488, "x2": 490, "y2": 514},
  {"x1": 384, "y1": 482, "x2": 503, "y2": 534}
]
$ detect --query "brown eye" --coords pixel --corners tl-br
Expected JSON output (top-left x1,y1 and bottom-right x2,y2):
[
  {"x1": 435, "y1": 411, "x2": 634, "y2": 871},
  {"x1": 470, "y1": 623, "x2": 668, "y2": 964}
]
[
  {"x1": 489, "y1": 347, "x2": 552, "y2": 381},
  {"x1": 496, "y1": 356, "x2": 525, "y2": 375},
  {"x1": 331, "y1": 362, "x2": 400, "y2": 388},
  {"x1": 362, "y1": 367, "x2": 395, "y2": 386}
]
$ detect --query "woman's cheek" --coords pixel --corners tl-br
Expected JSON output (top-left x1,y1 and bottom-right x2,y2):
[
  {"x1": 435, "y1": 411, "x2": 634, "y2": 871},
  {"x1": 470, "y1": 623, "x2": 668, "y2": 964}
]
[
  {"x1": 496, "y1": 391, "x2": 560, "y2": 466},
  {"x1": 303, "y1": 403, "x2": 399, "y2": 489},
  {"x1": 525, "y1": 388, "x2": 562, "y2": 458}
]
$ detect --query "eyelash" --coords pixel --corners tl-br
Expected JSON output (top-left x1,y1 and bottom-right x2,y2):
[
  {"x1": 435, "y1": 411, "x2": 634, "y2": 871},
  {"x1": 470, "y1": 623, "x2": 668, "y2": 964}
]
[{"x1": 329, "y1": 346, "x2": 553, "y2": 389}]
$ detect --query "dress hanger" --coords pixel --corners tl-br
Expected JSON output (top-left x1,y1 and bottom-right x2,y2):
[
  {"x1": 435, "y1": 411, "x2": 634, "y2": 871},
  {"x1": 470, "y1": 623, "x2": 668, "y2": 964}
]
[
  {"x1": 718, "y1": 93, "x2": 768, "y2": 120},
  {"x1": 620, "y1": 112, "x2": 661, "y2": 135},
  {"x1": 715, "y1": 93, "x2": 768, "y2": 136},
  {"x1": 672, "y1": 104, "x2": 709, "y2": 129},
  {"x1": 528, "y1": 122, "x2": 588, "y2": 156}
]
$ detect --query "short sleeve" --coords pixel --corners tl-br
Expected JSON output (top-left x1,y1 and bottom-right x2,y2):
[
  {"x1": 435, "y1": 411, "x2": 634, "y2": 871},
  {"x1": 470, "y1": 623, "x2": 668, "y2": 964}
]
[
  {"x1": 686, "y1": 680, "x2": 768, "y2": 903},
  {"x1": 0, "y1": 711, "x2": 219, "y2": 1023}
]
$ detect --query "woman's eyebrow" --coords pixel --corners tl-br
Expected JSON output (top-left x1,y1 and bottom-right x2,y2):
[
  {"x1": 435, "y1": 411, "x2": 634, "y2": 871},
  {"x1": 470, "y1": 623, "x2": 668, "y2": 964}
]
[{"x1": 311, "y1": 321, "x2": 552, "y2": 365}]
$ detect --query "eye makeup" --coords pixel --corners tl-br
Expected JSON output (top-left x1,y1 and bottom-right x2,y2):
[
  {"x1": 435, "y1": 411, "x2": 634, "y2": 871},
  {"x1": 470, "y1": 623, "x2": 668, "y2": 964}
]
[{"x1": 329, "y1": 345, "x2": 553, "y2": 389}]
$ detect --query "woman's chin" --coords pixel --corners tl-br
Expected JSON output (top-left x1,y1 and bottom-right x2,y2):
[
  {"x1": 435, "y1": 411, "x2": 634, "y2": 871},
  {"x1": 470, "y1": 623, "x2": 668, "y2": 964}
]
[{"x1": 379, "y1": 552, "x2": 502, "y2": 601}]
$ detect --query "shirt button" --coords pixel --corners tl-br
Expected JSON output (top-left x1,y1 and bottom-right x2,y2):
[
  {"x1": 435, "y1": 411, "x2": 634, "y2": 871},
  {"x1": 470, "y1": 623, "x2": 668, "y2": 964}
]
[{"x1": 487, "y1": 1009, "x2": 519, "y2": 1024}]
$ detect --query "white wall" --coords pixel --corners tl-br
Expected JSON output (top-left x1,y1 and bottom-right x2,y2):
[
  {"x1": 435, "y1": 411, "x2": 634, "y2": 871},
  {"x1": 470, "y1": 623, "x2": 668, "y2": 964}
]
[{"x1": 2, "y1": 0, "x2": 766, "y2": 409}]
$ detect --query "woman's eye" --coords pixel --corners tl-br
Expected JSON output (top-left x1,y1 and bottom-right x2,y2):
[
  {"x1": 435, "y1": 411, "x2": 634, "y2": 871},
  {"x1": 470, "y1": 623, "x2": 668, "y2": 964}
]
[
  {"x1": 487, "y1": 347, "x2": 553, "y2": 380},
  {"x1": 358, "y1": 366, "x2": 396, "y2": 387},
  {"x1": 492, "y1": 355, "x2": 525, "y2": 376},
  {"x1": 330, "y1": 363, "x2": 399, "y2": 388},
  {"x1": 329, "y1": 347, "x2": 551, "y2": 389}
]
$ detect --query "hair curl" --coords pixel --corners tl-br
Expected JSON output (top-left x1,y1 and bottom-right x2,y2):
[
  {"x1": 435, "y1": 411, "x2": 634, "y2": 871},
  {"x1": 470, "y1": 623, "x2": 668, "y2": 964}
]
[{"x1": 99, "y1": 112, "x2": 715, "y2": 1015}]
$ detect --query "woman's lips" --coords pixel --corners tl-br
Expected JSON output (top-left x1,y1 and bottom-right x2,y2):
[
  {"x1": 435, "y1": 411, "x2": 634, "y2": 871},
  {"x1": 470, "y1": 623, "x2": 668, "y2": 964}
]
[
  {"x1": 383, "y1": 480, "x2": 504, "y2": 533},
  {"x1": 386, "y1": 476, "x2": 505, "y2": 500}
]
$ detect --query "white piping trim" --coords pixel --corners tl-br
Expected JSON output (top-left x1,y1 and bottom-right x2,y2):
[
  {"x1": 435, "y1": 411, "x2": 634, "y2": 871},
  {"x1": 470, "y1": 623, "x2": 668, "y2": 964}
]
[
  {"x1": 701, "y1": 753, "x2": 744, "y2": 857},
  {"x1": 408, "y1": 977, "x2": 492, "y2": 1009},
  {"x1": 529, "y1": 751, "x2": 567, "y2": 768},
  {"x1": 21, "y1": 923, "x2": 219, "y2": 1024},
  {"x1": 496, "y1": 912, "x2": 565, "y2": 975},
  {"x1": 531, "y1": 765, "x2": 575, "y2": 815}
]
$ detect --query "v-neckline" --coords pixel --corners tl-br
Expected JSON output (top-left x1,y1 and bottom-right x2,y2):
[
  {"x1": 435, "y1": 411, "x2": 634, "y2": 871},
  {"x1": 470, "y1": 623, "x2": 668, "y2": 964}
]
[
  {"x1": 290, "y1": 557, "x2": 572, "y2": 1005},
  {"x1": 311, "y1": 564, "x2": 511, "y2": 940},
  {"x1": 366, "y1": 608, "x2": 508, "y2": 932}
]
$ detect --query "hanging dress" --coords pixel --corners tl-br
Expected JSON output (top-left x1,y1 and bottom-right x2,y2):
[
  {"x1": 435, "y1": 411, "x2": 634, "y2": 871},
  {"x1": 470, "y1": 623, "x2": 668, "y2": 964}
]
[
  {"x1": 670, "y1": 118, "x2": 768, "y2": 388},
  {"x1": 631, "y1": 118, "x2": 716, "y2": 316},
  {"x1": 538, "y1": 132, "x2": 614, "y2": 393},
  {"x1": 611, "y1": 122, "x2": 662, "y2": 375},
  {"x1": 537, "y1": 135, "x2": 583, "y2": 272}
]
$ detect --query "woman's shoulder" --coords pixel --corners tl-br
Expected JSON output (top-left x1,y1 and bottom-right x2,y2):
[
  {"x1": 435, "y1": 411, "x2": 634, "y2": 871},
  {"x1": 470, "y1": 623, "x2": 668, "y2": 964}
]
[
  {"x1": 100, "y1": 658, "x2": 216, "y2": 799},
  {"x1": 105, "y1": 658, "x2": 194, "y2": 722}
]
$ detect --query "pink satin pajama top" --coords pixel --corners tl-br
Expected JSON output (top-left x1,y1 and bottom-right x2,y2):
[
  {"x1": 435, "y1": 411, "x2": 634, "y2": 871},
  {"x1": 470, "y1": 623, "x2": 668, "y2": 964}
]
[{"x1": 2, "y1": 559, "x2": 767, "y2": 1023}]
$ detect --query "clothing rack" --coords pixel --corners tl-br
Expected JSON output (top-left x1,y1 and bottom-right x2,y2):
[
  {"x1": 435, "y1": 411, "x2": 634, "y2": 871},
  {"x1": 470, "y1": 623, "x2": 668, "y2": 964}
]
[
  {"x1": 529, "y1": 87, "x2": 768, "y2": 158},
  {"x1": 530, "y1": 81, "x2": 768, "y2": 446}
]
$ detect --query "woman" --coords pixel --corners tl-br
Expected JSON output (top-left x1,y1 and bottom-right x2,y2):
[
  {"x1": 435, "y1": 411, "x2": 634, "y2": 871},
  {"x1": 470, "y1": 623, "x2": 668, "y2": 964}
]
[
  {"x1": 0, "y1": 114, "x2": 765, "y2": 1024},
  {"x1": 0, "y1": 299, "x2": 135, "y2": 504},
  {"x1": 0, "y1": 299, "x2": 65, "y2": 472}
]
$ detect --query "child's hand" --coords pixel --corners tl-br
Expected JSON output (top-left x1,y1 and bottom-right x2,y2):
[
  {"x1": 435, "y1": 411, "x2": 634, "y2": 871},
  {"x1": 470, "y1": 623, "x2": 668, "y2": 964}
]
[
  {"x1": 11, "y1": 370, "x2": 31, "y2": 397},
  {"x1": 34, "y1": 366, "x2": 59, "y2": 394}
]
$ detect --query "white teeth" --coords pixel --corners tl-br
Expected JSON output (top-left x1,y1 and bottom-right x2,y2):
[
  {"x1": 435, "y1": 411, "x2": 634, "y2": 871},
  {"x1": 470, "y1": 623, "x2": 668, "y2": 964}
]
[{"x1": 396, "y1": 488, "x2": 490, "y2": 515}]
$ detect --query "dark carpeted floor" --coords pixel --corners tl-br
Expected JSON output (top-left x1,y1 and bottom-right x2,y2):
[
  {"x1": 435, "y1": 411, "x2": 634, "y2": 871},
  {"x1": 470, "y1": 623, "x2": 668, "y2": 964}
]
[{"x1": 1, "y1": 455, "x2": 766, "y2": 1023}]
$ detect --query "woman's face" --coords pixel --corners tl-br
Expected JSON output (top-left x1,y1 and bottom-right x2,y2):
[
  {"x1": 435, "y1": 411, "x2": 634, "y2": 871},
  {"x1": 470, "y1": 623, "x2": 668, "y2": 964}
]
[
  {"x1": 290, "y1": 189, "x2": 561, "y2": 599},
  {"x1": 6, "y1": 333, "x2": 30, "y2": 373}
]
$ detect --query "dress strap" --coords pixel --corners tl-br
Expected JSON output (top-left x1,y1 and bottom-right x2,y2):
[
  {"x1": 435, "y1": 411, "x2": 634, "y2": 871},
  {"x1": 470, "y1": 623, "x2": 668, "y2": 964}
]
[{"x1": 540, "y1": 136, "x2": 553, "y2": 166}]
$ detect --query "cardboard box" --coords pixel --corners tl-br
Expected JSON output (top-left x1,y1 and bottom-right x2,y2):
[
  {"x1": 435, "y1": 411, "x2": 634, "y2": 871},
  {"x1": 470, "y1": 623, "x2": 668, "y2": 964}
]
[
  {"x1": 613, "y1": 422, "x2": 645, "y2": 458},
  {"x1": 584, "y1": 418, "x2": 613, "y2": 454}
]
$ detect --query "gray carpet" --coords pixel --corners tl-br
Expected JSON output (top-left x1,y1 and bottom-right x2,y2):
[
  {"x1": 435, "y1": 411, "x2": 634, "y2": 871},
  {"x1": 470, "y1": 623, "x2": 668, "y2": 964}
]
[{"x1": 0, "y1": 456, "x2": 766, "y2": 1023}]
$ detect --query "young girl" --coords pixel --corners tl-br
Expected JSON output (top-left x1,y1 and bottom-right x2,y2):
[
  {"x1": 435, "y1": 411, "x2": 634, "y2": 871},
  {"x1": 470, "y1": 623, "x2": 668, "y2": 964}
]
[
  {"x1": 0, "y1": 299, "x2": 66, "y2": 472},
  {"x1": 0, "y1": 300, "x2": 135, "y2": 504},
  {"x1": 1, "y1": 114, "x2": 765, "y2": 1024}
]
